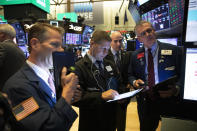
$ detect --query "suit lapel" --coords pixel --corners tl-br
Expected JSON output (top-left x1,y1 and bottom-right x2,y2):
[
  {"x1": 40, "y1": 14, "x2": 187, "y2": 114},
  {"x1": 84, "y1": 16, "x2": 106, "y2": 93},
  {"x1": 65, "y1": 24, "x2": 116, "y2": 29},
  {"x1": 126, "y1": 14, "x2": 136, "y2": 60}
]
[{"x1": 23, "y1": 63, "x2": 56, "y2": 107}]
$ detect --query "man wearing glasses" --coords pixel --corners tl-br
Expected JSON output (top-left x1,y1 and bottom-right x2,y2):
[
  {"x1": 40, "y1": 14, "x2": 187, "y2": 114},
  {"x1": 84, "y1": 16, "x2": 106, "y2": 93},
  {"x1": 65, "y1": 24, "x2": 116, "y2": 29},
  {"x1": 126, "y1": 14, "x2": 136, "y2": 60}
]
[{"x1": 128, "y1": 21, "x2": 183, "y2": 131}]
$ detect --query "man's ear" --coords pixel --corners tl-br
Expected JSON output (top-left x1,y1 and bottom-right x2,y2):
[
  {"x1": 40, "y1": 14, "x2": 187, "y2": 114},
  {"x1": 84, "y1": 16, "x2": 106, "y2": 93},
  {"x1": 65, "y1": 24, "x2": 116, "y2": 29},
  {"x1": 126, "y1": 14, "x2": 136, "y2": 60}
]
[{"x1": 30, "y1": 38, "x2": 39, "y2": 49}]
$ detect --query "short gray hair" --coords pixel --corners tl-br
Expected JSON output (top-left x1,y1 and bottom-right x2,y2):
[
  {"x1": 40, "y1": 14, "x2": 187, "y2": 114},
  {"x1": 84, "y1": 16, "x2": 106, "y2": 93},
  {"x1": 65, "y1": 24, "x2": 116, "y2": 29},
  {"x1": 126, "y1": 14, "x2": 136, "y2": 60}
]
[
  {"x1": 134, "y1": 21, "x2": 154, "y2": 35},
  {"x1": 0, "y1": 24, "x2": 16, "y2": 38}
]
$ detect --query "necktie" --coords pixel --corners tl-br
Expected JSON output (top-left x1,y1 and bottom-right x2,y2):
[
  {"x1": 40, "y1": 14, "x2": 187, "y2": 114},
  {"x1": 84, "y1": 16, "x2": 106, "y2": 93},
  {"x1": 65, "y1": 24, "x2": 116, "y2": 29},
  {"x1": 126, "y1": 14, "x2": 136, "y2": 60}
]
[
  {"x1": 148, "y1": 48, "x2": 155, "y2": 88},
  {"x1": 48, "y1": 74, "x2": 56, "y2": 100},
  {"x1": 96, "y1": 60, "x2": 104, "y2": 75},
  {"x1": 115, "y1": 52, "x2": 121, "y2": 72}
]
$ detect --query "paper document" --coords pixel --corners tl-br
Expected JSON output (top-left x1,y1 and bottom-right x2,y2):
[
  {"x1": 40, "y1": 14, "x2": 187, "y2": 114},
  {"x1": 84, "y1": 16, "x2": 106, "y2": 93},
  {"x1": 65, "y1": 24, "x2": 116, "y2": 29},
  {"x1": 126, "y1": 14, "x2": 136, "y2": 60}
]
[{"x1": 107, "y1": 88, "x2": 143, "y2": 102}]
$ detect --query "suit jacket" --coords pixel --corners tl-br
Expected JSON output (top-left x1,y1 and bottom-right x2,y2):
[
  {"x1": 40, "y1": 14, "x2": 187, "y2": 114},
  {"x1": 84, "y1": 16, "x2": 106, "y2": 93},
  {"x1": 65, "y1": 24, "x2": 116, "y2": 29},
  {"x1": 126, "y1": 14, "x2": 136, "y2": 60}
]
[
  {"x1": 128, "y1": 41, "x2": 182, "y2": 86},
  {"x1": 3, "y1": 63, "x2": 77, "y2": 131},
  {"x1": 0, "y1": 40, "x2": 26, "y2": 90},
  {"x1": 105, "y1": 50, "x2": 132, "y2": 93},
  {"x1": 74, "y1": 54, "x2": 119, "y2": 131},
  {"x1": 128, "y1": 41, "x2": 183, "y2": 115}
]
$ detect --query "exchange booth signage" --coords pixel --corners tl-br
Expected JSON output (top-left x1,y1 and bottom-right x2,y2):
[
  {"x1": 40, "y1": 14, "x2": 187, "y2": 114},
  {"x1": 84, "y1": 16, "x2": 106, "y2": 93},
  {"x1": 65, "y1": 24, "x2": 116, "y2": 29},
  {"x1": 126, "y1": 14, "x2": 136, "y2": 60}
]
[{"x1": 0, "y1": 0, "x2": 50, "y2": 13}]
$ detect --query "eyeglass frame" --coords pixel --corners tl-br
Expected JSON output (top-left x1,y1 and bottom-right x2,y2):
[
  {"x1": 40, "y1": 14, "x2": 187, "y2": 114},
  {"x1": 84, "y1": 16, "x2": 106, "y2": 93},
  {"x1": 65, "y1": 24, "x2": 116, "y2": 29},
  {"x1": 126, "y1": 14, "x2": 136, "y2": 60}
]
[{"x1": 138, "y1": 28, "x2": 154, "y2": 37}]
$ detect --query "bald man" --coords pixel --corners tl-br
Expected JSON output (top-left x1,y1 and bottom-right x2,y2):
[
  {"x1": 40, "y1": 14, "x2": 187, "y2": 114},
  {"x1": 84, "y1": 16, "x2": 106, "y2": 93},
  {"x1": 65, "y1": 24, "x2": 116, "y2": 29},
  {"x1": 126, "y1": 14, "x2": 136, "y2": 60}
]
[
  {"x1": 0, "y1": 24, "x2": 26, "y2": 90},
  {"x1": 105, "y1": 31, "x2": 132, "y2": 131}
]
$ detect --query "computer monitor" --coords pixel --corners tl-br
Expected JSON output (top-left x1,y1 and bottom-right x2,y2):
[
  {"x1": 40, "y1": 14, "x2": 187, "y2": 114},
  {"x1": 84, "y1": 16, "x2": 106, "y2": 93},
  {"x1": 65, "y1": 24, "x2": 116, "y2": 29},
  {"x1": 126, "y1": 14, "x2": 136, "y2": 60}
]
[
  {"x1": 141, "y1": 3, "x2": 170, "y2": 31},
  {"x1": 157, "y1": 38, "x2": 178, "y2": 46},
  {"x1": 65, "y1": 33, "x2": 82, "y2": 45},
  {"x1": 168, "y1": 0, "x2": 185, "y2": 28},
  {"x1": 82, "y1": 25, "x2": 94, "y2": 44},
  {"x1": 182, "y1": 48, "x2": 197, "y2": 102},
  {"x1": 10, "y1": 22, "x2": 25, "y2": 35},
  {"x1": 18, "y1": 45, "x2": 29, "y2": 58},
  {"x1": 182, "y1": 0, "x2": 197, "y2": 43},
  {"x1": 10, "y1": 22, "x2": 27, "y2": 46}
]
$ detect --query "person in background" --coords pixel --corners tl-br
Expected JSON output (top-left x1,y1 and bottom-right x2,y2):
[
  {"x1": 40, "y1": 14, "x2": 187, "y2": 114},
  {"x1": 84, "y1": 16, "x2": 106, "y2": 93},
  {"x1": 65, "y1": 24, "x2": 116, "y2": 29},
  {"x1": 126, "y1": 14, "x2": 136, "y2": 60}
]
[
  {"x1": 75, "y1": 49, "x2": 83, "y2": 62},
  {"x1": 128, "y1": 21, "x2": 183, "y2": 131},
  {"x1": 105, "y1": 31, "x2": 132, "y2": 131},
  {"x1": 0, "y1": 92, "x2": 26, "y2": 131},
  {"x1": 73, "y1": 30, "x2": 120, "y2": 131},
  {"x1": 3, "y1": 23, "x2": 81, "y2": 131},
  {"x1": 0, "y1": 24, "x2": 26, "y2": 90}
]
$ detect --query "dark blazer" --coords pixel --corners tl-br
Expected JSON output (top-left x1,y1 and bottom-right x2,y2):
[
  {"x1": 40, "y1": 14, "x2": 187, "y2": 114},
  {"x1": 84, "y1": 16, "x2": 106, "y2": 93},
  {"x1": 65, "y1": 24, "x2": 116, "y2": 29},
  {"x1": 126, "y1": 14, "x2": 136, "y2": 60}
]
[
  {"x1": 105, "y1": 49, "x2": 132, "y2": 92},
  {"x1": 0, "y1": 40, "x2": 26, "y2": 90},
  {"x1": 128, "y1": 41, "x2": 182, "y2": 87},
  {"x1": 74, "y1": 54, "x2": 119, "y2": 131},
  {"x1": 3, "y1": 63, "x2": 77, "y2": 131}
]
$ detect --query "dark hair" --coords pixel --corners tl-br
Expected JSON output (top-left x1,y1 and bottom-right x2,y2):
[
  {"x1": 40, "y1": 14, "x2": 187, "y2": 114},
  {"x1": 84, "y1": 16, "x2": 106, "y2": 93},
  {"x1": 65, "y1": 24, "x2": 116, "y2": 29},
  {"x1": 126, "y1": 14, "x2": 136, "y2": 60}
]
[
  {"x1": 90, "y1": 30, "x2": 111, "y2": 45},
  {"x1": 28, "y1": 22, "x2": 64, "y2": 52}
]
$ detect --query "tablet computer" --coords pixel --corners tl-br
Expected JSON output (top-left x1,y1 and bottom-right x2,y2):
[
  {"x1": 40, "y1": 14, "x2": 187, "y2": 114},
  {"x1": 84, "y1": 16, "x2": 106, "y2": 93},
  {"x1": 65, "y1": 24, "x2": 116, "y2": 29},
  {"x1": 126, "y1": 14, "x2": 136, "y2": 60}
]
[{"x1": 52, "y1": 51, "x2": 75, "y2": 88}]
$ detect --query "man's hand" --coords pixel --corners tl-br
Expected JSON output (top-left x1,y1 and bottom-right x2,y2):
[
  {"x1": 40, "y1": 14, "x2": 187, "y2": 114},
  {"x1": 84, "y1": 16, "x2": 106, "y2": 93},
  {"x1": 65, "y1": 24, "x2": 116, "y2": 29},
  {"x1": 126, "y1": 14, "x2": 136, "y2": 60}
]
[
  {"x1": 134, "y1": 79, "x2": 145, "y2": 89},
  {"x1": 71, "y1": 86, "x2": 82, "y2": 104},
  {"x1": 158, "y1": 85, "x2": 177, "y2": 98},
  {"x1": 61, "y1": 67, "x2": 79, "y2": 104},
  {"x1": 101, "y1": 89, "x2": 119, "y2": 101}
]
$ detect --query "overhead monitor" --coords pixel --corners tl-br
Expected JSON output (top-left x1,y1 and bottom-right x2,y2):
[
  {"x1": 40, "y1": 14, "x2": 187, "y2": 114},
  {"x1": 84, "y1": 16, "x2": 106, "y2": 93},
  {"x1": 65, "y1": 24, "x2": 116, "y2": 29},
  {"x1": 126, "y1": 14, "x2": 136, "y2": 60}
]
[
  {"x1": 183, "y1": 48, "x2": 197, "y2": 102},
  {"x1": 183, "y1": 0, "x2": 197, "y2": 43},
  {"x1": 168, "y1": 0, "x2": 185, "y2": 27},
  {"x1": 157, "y1": 38, "x2": 178, "y2": 46},
  {"x1": 65, "y1": 33, "x2": 82, "y2": 45},
  {"x1": 82, "y1": 25, "x2": 94, "y2": 44},
  {"x1": 141, "y1": 3, "x2": 170, "y2": 31}
]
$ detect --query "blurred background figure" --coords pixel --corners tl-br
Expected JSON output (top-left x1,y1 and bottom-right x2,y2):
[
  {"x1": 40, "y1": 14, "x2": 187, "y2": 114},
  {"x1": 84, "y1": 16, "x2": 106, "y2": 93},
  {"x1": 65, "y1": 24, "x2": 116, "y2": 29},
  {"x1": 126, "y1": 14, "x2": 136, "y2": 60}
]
[{"x1": 0, "y1": 24, "x2": 26, "y2": 90}]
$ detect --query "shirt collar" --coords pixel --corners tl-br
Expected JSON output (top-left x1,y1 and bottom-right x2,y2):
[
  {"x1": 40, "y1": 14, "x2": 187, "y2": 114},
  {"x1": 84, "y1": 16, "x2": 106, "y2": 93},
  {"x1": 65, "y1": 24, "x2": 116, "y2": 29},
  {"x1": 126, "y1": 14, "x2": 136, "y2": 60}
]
[
  {"x1": 26, "y1": 60, "x2": 50, "y2": 84},
  {"x1": 87, "y1": 52, "x2": 97, "y2": 64},
  {"x1": 145, "y1": 41, "x2": 158, "y2": 53},
  {"x1": 111, "y1": 47, "x2": 117, "y2": 56}
]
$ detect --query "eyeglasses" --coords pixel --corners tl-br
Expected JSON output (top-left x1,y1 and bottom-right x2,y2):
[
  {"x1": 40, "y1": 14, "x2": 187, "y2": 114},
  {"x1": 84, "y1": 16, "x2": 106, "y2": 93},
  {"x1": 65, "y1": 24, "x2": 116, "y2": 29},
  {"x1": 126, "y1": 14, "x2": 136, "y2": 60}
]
[{"x1": 139, "y1": 28, "x2": 154, "y2": 37}]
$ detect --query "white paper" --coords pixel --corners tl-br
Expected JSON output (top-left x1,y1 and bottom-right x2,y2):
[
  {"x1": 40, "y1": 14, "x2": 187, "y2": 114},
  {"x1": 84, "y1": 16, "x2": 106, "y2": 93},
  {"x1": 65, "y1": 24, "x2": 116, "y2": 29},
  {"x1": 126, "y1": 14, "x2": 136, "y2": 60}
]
[{"x1": 107, "y1": 88, "x2": 143, "y2": 102}]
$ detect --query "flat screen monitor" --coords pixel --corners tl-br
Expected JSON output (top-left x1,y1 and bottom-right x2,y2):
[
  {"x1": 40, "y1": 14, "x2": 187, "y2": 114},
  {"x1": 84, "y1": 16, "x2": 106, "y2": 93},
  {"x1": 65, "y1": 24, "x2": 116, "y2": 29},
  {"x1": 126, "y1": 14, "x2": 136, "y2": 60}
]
[
  {"x1": 141, "y1": 3, "x2": 170, "y2": 31},
  {"x1": 168, "y1": 0, "x2": 184, "y2": 27},
  {"x1": 81, "y1": 45, "x2": 90, "y2": 57},
  {"x1": 183, "y1": 48, "x2": 197, "y2": 102},
  {"x1": 18, "y1": 45, "x2": 29, "y2": 58},
  {"x1": 82, "y1": 25, "x2": 94, "y2": 44},
  {"x1": 184, "y1": 0, "x2": 197, "y2": 42},
  {"x1": 157, "y1": 38, "x2": 178, "y2": 46},
  {"x1": 65, "y1": 33, "x2": 82, "y2": 45},
  {"x1": 10, "y1": 22, "x2": 25, "y2": 35}
]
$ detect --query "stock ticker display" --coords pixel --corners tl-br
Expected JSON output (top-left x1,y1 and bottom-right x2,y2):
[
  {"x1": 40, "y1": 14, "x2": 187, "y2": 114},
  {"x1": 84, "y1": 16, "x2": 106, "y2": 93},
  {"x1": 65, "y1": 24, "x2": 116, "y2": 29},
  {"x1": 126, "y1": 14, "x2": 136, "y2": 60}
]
[
  {"x1": 168, "y1": 0, "x2": 185, "y2": 27},
  {"x1": 141, "y1": 3, "x2": 170, "y2": 31}
]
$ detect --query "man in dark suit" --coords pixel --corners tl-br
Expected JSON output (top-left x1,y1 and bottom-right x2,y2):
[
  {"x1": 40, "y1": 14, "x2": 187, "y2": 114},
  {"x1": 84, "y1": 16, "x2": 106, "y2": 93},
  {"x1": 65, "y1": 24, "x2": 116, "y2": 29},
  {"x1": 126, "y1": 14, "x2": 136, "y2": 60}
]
[
  {"x1": 105, "y1": 31, "x2": 132, "y2": 131},
  {"x1": 74, "y1": 30, "x2": 120, "y2": 131},
  {"x1": 128, "y1": 21, "x2": 182, "y2": 131},
  {"x1": 3, "y1": 23, "x2": 81, "y2": 131},
  {"x1": 0, "y1": 24, "x2": 26, "y2": 90}
]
